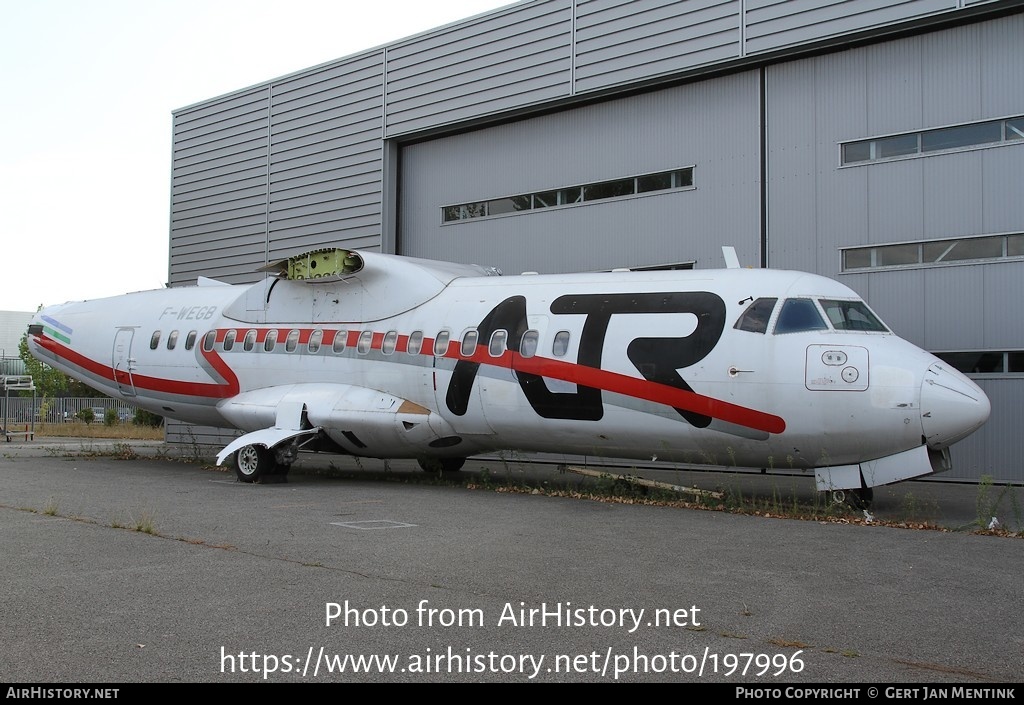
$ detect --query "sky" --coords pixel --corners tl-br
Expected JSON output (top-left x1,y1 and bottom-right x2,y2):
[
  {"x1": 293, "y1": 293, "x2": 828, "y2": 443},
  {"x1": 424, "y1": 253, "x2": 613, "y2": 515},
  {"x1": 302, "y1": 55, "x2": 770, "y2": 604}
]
[{"x1": 0, "y1": 0, "x2": 513, "y2": 313}]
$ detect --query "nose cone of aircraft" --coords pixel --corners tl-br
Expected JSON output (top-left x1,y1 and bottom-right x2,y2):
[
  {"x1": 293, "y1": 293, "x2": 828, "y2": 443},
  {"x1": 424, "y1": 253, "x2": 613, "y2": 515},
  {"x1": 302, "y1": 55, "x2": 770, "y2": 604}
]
[{"x1": 920, "y1": 363, "x2": 991, "y2": 449}]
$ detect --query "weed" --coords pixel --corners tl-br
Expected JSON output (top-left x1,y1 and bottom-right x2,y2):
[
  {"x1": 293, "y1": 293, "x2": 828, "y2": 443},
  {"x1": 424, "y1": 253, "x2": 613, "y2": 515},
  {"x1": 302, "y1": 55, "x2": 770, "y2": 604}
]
[
  {"x1": 841, "y1": 650, "x2": 860, "y2": 658},
  {"x1": 973, "y1": 476, "x2": 1024, "y2": 534},
  {"x1": 42, "y1": 497, "x2": 58, "y2": 516},
  {"x1": 130, "y1": 510, "x2": 156, "y2": 535},
  {"x1": 111, "y1": 443, "x2": 137, "y2": 460}
]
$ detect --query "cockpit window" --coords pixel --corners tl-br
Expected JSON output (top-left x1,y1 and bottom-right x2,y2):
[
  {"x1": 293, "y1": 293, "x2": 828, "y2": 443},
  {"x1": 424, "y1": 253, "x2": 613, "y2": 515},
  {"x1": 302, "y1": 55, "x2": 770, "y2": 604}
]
[
  {"x1": 819, "y1": 299, "x2": 889, "y2": 332},
  {"x1": 734, "y1": 297, "x2": 777, "y2": 334},
  {"x1": 773, "y1": 298, "x2": 828, "y2": 334}
]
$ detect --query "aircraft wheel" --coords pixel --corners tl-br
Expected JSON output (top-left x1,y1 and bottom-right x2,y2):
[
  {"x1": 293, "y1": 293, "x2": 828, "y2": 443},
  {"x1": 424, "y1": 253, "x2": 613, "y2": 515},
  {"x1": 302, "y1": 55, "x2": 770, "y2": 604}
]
[
  {"x1": 829, "y1": 487, "x2": 873, "y2": 509},
  {"x1": 848, "y1": 486, "x2": 874, "y2": 510},
  {"x1": 418, "y1": 457, "x2": 466, "y2": 474},
  {"x1": 234, "y1": 444, "x2": 274, "y2": 483}
]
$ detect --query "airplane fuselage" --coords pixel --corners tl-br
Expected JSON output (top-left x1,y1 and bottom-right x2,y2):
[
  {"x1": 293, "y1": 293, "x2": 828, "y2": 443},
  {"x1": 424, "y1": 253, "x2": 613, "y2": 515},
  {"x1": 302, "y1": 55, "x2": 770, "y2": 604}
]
[{"x1": 28, "y1": 250, "x2": 990, "y2": 493}]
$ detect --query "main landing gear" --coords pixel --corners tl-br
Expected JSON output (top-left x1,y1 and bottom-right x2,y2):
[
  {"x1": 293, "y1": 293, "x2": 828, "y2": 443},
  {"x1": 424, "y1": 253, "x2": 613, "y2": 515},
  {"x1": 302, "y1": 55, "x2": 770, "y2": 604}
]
[
  {"x1": 417, "y1": 457, "x2": 466, "y2": 474},
  {"x1": 233, "y1": 443, "x2": 295, "y2": 483},
  {"x1": 829, "y1": 486, "x2": 874, "y2": 510}
]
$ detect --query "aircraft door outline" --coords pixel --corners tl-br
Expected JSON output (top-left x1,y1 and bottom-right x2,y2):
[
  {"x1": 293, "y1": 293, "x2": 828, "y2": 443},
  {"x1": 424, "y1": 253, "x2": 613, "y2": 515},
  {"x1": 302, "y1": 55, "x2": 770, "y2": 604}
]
[{"x1": 112, "y1": 327, "x2": 137, "y2": 397}]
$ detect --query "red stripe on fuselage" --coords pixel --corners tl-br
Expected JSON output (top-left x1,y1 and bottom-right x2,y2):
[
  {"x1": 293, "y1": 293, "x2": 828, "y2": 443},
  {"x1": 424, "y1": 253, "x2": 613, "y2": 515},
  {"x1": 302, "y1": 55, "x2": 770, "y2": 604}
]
[
  {"x1": 446, "y1": 346, "x2": 786, "y2": 435},
  {"x1": 33, "y1": 328, "x2": 784, "y2": 433},
  {"x1": 33, "y1": 334, "x2": 239, "y2": 400}
]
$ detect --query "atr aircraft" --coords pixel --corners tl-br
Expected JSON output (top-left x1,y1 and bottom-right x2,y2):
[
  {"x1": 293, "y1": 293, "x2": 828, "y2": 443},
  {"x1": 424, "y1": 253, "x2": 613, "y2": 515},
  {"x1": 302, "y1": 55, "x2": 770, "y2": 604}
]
[{"x1": 27, "y1": 247, "x2": 990, "y2": 506}]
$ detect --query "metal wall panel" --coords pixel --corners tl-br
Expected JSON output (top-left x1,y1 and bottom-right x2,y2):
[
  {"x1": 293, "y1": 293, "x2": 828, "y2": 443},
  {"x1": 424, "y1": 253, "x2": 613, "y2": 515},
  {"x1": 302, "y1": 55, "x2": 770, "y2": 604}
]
[
  {"x1": 981, "y1": 13, "x2": 1024, "y2": 117},
  {"x1": 574, "y1": 0, "x2": 740, "y2": 92},
  {"x1": 982, "y1": 263, "x2": 1024, "y2": 349},
  {"x1": 949, "y1": 379, "x2": 1024, "y2": 483},
  {"x1": 399, "y1": 71, "x2": 761, "y2": 275},
  {"x1": 865, "y1": 36, "x2": 923, "y2": 135},
  {"x1": 982, "y1": 146, "x2": 1024, "y2": 233},
  {"x1": 922, "y1": 265, "x2": 985, "y2": 350},
  {"x1": 745, "y1": 0, "x2": 957, "y2": 55},
  {"x1": 268, "y1": 53, "x2": 385, "y2": 257},
  {"x1": 864, "y1": 270, "x2": 927, "y2": 345},
  {"x1": 384, "y1": 1, "x2": 572, "y2": 136},
  {"x1": 170, "y1": 87, "x2": 270, "y2": 285}
]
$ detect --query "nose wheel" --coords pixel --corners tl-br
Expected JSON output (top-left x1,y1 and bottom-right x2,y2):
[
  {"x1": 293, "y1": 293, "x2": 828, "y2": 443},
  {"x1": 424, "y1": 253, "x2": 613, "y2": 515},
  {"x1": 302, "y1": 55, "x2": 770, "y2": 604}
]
[
  {"x1": 235, "y1": 444, "x2": 273, "y2": 482},
  {"x1": 418, "y1": 457, "x2": 466, "y2": 474}
]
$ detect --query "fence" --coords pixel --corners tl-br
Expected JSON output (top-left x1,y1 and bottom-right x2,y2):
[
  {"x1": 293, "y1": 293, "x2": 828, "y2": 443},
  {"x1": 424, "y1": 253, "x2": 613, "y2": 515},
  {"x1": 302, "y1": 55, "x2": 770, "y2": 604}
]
[{"x1": 0, "y1": 396, "x2": 140, "y2": 425}]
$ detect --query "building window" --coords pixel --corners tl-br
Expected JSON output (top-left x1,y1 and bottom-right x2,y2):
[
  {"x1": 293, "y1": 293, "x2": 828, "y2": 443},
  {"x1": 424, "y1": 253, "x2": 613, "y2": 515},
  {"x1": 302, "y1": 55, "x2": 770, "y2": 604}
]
[
  {"x1": 841, "y1": 116, "x2": 1023, "y2": 166},
  {"x1": 441, "y1": 167, "x2": 694, "y2": 223},
  {"x1": 841, "y1": 233, "x2": 1024, "y2": 272},
  {"x1": 934, "y1": 351, "x2": 1024, "y2": 376}
]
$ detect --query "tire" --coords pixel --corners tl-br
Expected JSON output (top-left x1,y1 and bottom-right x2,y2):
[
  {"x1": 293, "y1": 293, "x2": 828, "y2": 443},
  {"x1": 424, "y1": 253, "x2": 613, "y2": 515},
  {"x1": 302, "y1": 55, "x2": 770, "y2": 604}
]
[
  {"x1": 234, "y1": 444, "x2": 274, "y2": 483},
  {"x1": 418, "y1": 457, "x2": 466, "y2": 474}
]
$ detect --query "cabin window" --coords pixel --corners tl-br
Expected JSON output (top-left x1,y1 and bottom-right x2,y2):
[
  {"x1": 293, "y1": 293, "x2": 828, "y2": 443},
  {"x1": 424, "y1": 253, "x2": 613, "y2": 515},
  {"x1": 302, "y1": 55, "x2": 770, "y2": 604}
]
[
  {"x1": 488, "y1": 329, "x2": 508, "y2": 357},
  {"x1": 357, "y1": 330, "x2": 373, "y2": 354},
  {"x1": 434, "y1": 330, "x2": 451, "y2": 356},
  {"x1": 460, "y1": 330, "x2": 479, "y2": 357},
  {"x1": 185, "y1": 330, "x2": 197, "y2": 351},
  {"x1": 552, "y1": 331, "x2": 571, "y2": 357},
  {"x1": 264, "y1": 330, "x2": 278, "y2": 352},
  {"x1": 407, "y1": 331, "x2": 423, "y2": 355},
  {"x1": 166, "y1": 330, "x2": 179, "y2": 350},
  {"x1": 332, "y1": 330, "x2": 347, "y2": 354},
  {"x1": 382, "y1": 331, "x2": 398, "y2": 355},
  {"x1": 819, "y1": 300, "x2": 888, "y2": 333},
  {"x1": 150, "y1": 331, "x2": 161, "y2": 350},
  {"x1": 202, "y1": 331, "x2": 216, "y2": 352},
  {"x1": 243, "y1": 330, "x2": 257, "y2": 351},
  {"x1": 308, "y1": 329, "x2": 323, "y2": 354},
  {"x1": 519, "y1": 330, "x2": 539, "y2": 358},
  {"x1": 223, "y1": 330, "x2": 237, "y2": 351},
  {"x1": 285, "y1": 329, "x2": 300, "y2": 353},
  {"x1": 773, "y1": 299, "x2": 828, "y2": 334},
  {"x1": 734, "y1": 298, "x2": 777, "y2": 334}
]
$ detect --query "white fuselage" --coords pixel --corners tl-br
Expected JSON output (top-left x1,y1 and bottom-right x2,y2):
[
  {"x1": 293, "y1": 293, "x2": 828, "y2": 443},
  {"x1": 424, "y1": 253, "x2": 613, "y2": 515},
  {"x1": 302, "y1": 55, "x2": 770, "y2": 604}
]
[{"x1": 28, "y1": 251, "x2": 990, "y2": 488}]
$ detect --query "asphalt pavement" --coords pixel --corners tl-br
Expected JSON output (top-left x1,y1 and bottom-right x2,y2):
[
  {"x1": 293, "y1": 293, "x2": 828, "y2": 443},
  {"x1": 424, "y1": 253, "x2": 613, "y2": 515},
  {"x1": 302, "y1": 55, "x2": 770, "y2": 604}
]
[{"x1": 1, "y1": 437, "x2": 1021, "y2": 683}]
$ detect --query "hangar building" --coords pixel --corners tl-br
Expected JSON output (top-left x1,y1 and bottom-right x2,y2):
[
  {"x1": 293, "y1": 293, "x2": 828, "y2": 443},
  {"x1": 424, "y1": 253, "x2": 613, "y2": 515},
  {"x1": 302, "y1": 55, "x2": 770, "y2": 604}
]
[{"x1": 168, "y1": 0, "x2": 1024, "y2": 482}]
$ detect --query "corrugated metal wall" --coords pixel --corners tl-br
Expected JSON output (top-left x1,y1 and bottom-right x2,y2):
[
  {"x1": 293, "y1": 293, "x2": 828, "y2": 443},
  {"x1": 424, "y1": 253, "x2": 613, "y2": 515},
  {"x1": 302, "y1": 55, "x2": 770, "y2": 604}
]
[
  {"x1": 267, "y1": 54, "x2": 385, "y2": 258},
  {"x1": 399, "y1": 70, "x2": 761, "y2": 274},
  {"x1": 170, "y1": 87, "x2": 270, "y2": 285},
  {"x1": 385, "y1": 1, "x2": 573, "y2": 135}
]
